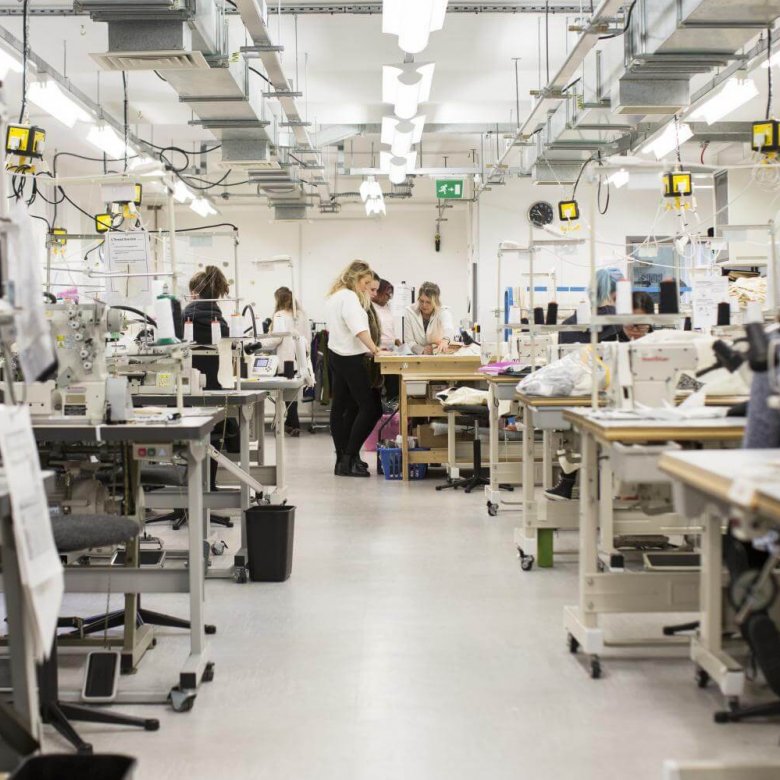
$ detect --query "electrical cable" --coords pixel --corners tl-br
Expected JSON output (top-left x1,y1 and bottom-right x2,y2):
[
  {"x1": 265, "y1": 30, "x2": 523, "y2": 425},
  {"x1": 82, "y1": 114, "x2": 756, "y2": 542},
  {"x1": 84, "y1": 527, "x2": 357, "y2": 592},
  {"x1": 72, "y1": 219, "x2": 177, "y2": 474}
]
[
  {"x1": 597, "y1": 175, "x2": 610, "y2": 215},
  {"x1": 599, "y1": 0, "x2": 637, "y2": 40},
  {"x1": 109, "y1": 305, "x2": 157, "y2": 327},
  {"x1": 19, "y1": 0, "x2": 29, "y2": 122},
  {"x1": 571, "y1": 155, "x2": 595, "y2": 199},
  {"x1": 768, "y1": 26, "x2": 774, "y2": 121},
  {"x1": 174, "y1": 223, "x2": 239, "y2": 233},
  {"x1": 121, "y1": 71, "x2": 129, "y2": 173},
  {"x1": 248, "y1": 66, "x2": 272, "y2": 86},
  {"x1": 29, "y1": 213, "x2": 52, "y2": 231},
  {"x1": 544, "y1": 0, "x2": 550, "y2": 84}
]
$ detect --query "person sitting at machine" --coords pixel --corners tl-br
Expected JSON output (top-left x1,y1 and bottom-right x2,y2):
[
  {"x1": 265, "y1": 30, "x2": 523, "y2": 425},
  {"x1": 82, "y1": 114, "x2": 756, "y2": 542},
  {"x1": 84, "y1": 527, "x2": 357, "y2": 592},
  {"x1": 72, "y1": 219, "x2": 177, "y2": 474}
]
[
  {"x1": 182, "y1": 266, "x2": 230, "y2": 390},
  {"x1": 558, "y1": 267, "x2": 623, "y2": 345},
  {"x1": 404, "y1": 281, "x2": 455, "y2": 355},
  {"x1": 545, "y1": 290, "x2": 655, "y2": 501},
  {"x1": 373, "y1": 278, "x2": 399, "y2": 350},
  {"x1": 261, "y1": 286, "x2": 310, "y2": 437}
]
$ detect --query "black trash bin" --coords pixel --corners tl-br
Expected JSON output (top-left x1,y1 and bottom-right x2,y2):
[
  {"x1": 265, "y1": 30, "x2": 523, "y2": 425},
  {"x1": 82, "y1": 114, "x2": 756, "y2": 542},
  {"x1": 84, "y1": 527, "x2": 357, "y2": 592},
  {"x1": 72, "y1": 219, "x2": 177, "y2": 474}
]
[
  {"x1": 245, "y1": 504, "x2": 295, "y2": 582},
  {"x1": 11, "y1": 754, "x2": 136, "y2": 780}
]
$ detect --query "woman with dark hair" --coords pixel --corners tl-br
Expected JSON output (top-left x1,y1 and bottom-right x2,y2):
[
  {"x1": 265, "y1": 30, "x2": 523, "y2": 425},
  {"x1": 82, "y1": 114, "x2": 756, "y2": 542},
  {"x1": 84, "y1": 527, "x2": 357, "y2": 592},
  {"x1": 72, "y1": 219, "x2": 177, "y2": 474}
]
[
  {"x1": 182, "y1": 265, "x2": 230, "y2": 390},
  {"x1": 373, "y1": 278, "x2": 398, "y2": 350}
]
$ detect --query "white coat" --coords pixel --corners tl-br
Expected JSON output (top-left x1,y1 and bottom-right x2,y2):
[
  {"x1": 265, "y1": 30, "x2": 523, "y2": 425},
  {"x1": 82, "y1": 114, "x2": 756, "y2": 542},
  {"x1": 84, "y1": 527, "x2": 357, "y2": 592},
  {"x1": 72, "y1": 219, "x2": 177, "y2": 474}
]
[{"x1": 403, "y1": 303, "x2": 456, "y2": 353}]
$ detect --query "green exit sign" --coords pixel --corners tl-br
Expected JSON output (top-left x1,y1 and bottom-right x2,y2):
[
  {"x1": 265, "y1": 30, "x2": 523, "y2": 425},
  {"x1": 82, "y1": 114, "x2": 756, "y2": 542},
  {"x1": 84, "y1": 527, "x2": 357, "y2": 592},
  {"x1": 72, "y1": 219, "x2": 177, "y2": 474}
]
[{"x1": 436, "y1": 179, "x2": 464, "y2": 199}]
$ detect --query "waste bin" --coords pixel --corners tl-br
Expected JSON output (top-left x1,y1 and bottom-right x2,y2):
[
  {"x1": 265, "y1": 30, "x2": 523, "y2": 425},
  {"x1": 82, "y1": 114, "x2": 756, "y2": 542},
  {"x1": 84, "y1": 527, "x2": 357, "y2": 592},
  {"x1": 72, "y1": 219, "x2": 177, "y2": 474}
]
[
  {"x1": 11, "y1": 754, "x2": 136, "y2": 779},
  {"x1": 245, "y1": 504, "x2": 295, "y2": 582}
]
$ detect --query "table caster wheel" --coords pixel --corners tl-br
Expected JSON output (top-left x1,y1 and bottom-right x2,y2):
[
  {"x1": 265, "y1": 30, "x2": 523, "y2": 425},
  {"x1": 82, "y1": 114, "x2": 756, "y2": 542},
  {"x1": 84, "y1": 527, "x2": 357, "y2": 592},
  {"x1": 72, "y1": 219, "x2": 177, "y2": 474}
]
[
  {"x1": 202, "y1": 662, "x2": 215, "y2": 683},
  {"x1": 520, "y1": 555, "x2": 535, "y2": 571},
  {"x1": 567, "y1": 633, "x2": 580, "y2": 654},
  {"x1": 151, "y1": 638, "x2": 158, "y2": 648},
  {"x1": 211, "y1": 541, "x2": 228, "y2": 556},
  {"x1": 487, "y1": 502, "x2": 498, "y2": 517},
  {"x1": 205, "y1": 624, "x2": 217, "y2": 635},
  {"x1": 695, "y1": 667, "x2": 710, "y2": 689},
  {"x1": 169, "y1": 686, "x2": 196, "y2": 712},
  {"x1": 233, "y1": 566, "x2": 248, "y2": 584},
  {"x1": 590, "y1": 656, "x2": 602, "y2": 679}
]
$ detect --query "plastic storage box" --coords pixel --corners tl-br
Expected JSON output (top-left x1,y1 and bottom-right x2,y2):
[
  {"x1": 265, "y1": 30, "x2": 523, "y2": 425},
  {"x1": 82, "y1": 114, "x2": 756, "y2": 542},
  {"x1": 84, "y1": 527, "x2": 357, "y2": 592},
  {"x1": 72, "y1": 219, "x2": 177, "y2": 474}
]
[{"x1": 377, "y1": 447, "x2": 429, "y2": 480}]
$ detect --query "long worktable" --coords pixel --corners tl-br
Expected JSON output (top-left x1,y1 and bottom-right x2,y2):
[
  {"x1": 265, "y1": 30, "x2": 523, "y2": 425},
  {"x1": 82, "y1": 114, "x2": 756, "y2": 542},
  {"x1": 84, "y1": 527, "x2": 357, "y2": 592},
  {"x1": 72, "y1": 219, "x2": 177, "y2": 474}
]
[
  {"x1": 561, "y1": 410, "x2": 746, "y2": 680},
  {"x1": 30, "y1": 412, "x2": 224, "y2": 709},
  {"x1": 659, "y1": 449, "x2": 780, "y2": 712}
]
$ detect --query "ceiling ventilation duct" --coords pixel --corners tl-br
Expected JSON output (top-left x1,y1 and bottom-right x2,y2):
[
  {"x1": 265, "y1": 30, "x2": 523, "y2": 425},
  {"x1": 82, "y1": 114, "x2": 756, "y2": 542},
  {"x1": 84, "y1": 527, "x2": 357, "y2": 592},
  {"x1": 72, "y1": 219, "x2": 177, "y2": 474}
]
[
  {"x1": 531, "y1": 160, "x2": 585, "y2": 185},
  {"x1": 274, "y1": 204, "x2": 307, "y2": 221},
  {"x1": 612, "y1": 76, "x2": 690, "y2": 116}
]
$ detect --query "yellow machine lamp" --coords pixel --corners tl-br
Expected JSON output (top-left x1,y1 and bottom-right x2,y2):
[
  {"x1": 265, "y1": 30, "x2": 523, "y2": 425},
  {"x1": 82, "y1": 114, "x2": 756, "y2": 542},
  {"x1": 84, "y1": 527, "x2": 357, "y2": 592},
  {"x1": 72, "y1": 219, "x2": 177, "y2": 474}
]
[
  {"x1": 558, "y1": 200, "x2": 580, "y2": 222},
  {"x1": 752, "y1": 120, "x2": 780, "y2": 153},
  {"x1": 5, "y1": 124, "x2": 45, "y2": 158},
  {"x1": 95, "y1": 213, "x2": 113, "y2": 233},
  {"x1": 48, "y1": 228, "x2": 68, "y2": 252},
  {"x1": 662, "y1": 171, "x2": 693, "y2": 198}
]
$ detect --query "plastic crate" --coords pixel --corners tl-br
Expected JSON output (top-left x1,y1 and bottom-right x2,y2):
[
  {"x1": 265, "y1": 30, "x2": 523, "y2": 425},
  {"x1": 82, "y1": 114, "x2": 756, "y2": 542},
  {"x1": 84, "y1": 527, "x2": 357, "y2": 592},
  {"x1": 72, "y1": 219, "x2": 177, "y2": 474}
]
[
  {"x1": 377, "y1": 447, "x2": 429, "y2": 480},
  {"x1": 11, "y1": 755, "x2": 136, "y2": 780}
]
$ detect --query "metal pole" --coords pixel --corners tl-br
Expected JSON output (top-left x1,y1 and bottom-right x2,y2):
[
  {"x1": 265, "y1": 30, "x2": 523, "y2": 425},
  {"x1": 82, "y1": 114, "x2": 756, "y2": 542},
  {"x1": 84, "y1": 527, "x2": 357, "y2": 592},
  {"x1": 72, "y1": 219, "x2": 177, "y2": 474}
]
[
  {"x1": 496, "y1": 248, "x2": 503, "y2": 350},
  {"x1": 590, "y1": 195, "x2": 598, "y2": 411},
  {"x1": 233, "y1": 233, "x2": 240, "y2": 316},
  {"x1": 167, "y1": 189, "x2": 177, "y2": 294}
]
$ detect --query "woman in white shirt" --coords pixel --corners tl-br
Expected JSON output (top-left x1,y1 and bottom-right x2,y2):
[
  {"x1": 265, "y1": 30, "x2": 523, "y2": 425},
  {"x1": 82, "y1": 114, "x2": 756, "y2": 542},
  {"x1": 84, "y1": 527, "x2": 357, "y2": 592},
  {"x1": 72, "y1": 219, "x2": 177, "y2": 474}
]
[
  {"x1": 263, "y1": 287, "x2": 309, "y2": 436},
  {"x1": 404, "y1": 281, "x2": 456, "y2": 355},
  {"x1": 326, "y1": 260, "x2": 382, "y2": 478}
]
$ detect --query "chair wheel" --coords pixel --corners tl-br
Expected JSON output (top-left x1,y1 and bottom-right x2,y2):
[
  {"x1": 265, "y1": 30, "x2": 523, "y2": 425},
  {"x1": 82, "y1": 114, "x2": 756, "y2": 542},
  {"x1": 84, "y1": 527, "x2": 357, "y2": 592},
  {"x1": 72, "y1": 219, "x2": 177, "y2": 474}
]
[
  {"x1": 487, "y1": 502, "x2": 498, "y2": 517},
  {"x1": 144, "y1": 719, "x2": 160, "y2": 731},
  {"x1": 205, "y1": 624, "x2": 217, "y2": 635},
  {"x1": 169, "y1": 686, "x2": 196, "y2": 712}
]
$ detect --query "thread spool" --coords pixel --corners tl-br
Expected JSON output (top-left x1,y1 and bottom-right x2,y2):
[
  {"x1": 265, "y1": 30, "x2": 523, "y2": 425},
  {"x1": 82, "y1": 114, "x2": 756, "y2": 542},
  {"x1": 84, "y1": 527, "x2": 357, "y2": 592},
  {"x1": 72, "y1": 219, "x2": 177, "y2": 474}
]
[
  {"x1": 658, "y1": 278, "x2": 679, "y2": 314},
  {"x1": 745, "y1": 300, "x2": 763, "y2": 324},
  {"x1": 545, "y1": 302, "x2": 558, "y2": 325},
  {"x1": 154, "y1": 296, "x2": 177, "y2": 344},
  {"x1": 229, "y1": 313, "x2": 244, "y2": 338},
  {"x1": 615, "y1": 279, "x2": 632, "y2": 315},
  {"x1": 210, "y1": 319, "x2": 222, "y2": 345},
  {"x1": 183, "y1": 319, "x2": 194, "y2": 342},
  {"x1": 533, "y1": 307, "x2": 544, "y2": 325},
  {"x1": 716, "y1": 302, "x2": 731, "y2": 326},
  {"x1": 576, "y1": 300, "x2": 591, "y2": 324},
  {"x1": 683, "y1": 316, "x2": 692, "y2": 331}
]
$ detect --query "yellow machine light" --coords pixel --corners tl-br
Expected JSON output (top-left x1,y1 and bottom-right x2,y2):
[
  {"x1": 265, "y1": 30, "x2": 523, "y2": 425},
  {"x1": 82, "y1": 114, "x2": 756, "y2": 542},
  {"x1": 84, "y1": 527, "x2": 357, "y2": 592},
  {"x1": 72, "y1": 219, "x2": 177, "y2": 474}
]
[
  {"x1": 134, "y1": 183, "x2": 143, "y2": 206},
  {"x1": 558, "y1": 200, "x2": 580, "y2": 221},
  {"x1": 5, "y1": 124, "x2": 45, "y2": 158},
  {"x1": 95, "y1": 213, "x2": 113, "y2": 233},
  {"x1": 663, "y1": 171, "x2": 693, "y2": 198},
  {"x1": 752, "y1": 120, "x2": 780, "y2": 152},
  {"x1": 49, "y1": 228, "x2": 68, "y2": 247}
]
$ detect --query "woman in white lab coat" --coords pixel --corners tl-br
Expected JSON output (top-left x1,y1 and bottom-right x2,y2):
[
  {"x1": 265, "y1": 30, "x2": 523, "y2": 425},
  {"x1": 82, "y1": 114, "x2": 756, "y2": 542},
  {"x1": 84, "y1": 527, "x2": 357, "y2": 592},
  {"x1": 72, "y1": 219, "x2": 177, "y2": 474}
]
[
  {"x1": 404, "y1": 281, "x2": 456, "y2": 355},
  {"x1": 264, "y1": 286, "x2": 309, "y2": 436}
]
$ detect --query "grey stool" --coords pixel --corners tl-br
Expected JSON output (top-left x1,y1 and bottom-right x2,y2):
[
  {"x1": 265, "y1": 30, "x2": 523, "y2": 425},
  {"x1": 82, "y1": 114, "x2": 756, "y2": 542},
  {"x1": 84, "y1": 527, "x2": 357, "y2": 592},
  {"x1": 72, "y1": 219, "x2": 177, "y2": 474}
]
[{"x1": 44, "y1": 513, "x2": 159, "y2": 754}]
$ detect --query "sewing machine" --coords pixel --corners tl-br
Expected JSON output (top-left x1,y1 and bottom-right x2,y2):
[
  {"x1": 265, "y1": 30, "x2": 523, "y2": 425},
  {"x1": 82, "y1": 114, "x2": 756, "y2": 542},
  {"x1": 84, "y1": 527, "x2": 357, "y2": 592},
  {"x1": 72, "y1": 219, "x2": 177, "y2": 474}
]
[{"x1": 248, "y1": 355, "x2": 279, "y2": 378}]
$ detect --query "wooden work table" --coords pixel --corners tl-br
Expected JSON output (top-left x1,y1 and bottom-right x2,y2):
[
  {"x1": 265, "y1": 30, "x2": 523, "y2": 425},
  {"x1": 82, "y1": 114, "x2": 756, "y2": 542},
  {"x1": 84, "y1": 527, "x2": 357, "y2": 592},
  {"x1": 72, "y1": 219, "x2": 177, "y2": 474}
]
[{"x1": 375, "y1": 353, "x2": 482, "y2": 376}]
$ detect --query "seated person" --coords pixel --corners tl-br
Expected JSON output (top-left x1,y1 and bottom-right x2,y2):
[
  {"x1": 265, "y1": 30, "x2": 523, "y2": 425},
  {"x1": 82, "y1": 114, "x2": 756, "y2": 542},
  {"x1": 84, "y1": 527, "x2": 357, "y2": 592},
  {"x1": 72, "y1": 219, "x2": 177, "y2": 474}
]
[
  {"x1": 545, "y1": 290, "x2": 655, "y2": 501},
  {"x1": 182, "y1": 266, "x2": 230, "y2": 390},
  {"x1": 559, "y1": 267, "x2": 623, "y2": 345},
  {"x1": 404, "y1": 281, "x2": 455, "y2": 355}
]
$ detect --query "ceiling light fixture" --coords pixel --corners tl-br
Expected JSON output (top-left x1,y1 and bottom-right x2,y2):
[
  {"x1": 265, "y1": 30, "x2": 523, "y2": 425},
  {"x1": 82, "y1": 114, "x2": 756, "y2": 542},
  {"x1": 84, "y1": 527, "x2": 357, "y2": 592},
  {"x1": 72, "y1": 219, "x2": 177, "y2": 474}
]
[
  {"x1": 382, "y1": 0, "x2": 449, "y2": 54},
  {"x1": 190, "y1": 197, "x2": 218, "y2": 218},
  {"x1": 762, "y1": 51, "x2": 780, "y2": 68},
  {"x1": 173, "y1": 180, "x2": 195, "y2": 203},
  {"x1": 381, "y1": 115, "x2": 425, "y2": 157},
  {"x1": 0, "y1": 47, "x2": 23, "y2": 80},
  {"x1": 639, "y1": 122, "x2": 693, "y2": 160},
  {"x1": 606, "y1": 169, "x2": 629, "y2": 189},
  {"x1": 28, "y1": 80, "x2": 93, "y2": 129},
  {"x1": 382, "y1": 63, "x2": 435, "y2": 120},
  {"x1": 87, "y1": 124, "x2": 134, "y2": 159},
  {"x1": 686, "y1": 77, "x2": 759, "y2": 125}
]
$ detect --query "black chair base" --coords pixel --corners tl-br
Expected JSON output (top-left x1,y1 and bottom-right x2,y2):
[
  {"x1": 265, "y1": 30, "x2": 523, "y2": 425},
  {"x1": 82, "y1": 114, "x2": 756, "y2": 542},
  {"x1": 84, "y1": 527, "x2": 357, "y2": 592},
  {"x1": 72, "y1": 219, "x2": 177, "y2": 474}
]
[
  {"x1": 715, "y1": 699, "x2": 780, "y2": 724},
  {"x1": 663, "y1": 620, "x2": 699, "y2": 636},
  {"x1": 436, "y1": 472, "x2": 490, "y2": 494},
  {"x1": 146, "y1": 509, "x2": 233, "y2": 530}
]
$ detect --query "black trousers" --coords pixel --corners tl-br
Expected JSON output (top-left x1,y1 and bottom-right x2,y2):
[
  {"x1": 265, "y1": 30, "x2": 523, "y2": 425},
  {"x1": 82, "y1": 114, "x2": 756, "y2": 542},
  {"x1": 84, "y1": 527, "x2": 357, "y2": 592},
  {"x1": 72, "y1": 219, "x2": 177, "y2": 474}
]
[
  {"x1": 329, "y1": 350, "x2": 382, "y2": 457},
  {"x1": 286, "y1": 401, "x2": 300, "y2": 430}
]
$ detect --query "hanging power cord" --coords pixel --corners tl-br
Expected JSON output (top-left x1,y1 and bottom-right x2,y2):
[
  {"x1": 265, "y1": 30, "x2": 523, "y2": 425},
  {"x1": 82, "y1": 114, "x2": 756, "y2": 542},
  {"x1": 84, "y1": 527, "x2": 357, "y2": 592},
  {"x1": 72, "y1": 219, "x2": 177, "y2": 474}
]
[
  {"x1": 767, "y1": 26, "x2": 774, "y2": 120},
  {"x1": 121, "y1": 71, "x2": 129, "y2": 173},
  {"x1": 599, "y1": 0, "x2": 637, "y2": 40},
  {"x1": 571, "y1": 154, "x2": 595, "y2": 200},
  {"x1": 248, "y1": 66, "x2": 272, "y2": 87},
  {"x1": 19, "y1": 0, "x2": 30, "y2": 122}
]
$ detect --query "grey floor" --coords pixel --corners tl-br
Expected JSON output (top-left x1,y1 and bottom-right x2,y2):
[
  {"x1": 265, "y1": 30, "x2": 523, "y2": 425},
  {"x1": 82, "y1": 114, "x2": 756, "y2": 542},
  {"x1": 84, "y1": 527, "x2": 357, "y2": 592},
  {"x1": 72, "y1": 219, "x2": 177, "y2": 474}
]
[{"x1": 49, "y1": 435, "x2": 779, "y2": 779}]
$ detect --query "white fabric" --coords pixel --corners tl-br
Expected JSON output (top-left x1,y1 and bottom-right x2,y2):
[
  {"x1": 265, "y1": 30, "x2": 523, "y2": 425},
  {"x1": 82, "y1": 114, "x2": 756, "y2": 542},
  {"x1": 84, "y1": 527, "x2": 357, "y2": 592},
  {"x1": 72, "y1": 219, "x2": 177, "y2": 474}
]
[
  {"x1": 404, "y1": 303, "x2": 456, "y2": 353},
  {"x1": 374, "y1": 303, "x2": 396, "y2": 349},
  {"x1": 435, "y1": 386, "x2": 490, "y2": 407},
  {"x1": 326, "y1": 289, "x2": 370, "y2": 356}
]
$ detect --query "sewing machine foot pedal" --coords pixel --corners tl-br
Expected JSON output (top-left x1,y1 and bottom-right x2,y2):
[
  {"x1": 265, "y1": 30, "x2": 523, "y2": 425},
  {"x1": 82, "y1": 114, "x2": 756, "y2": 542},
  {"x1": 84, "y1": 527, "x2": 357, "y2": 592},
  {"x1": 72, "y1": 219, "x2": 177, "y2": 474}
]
[
  {"x1": 169, "y1": 686, "x2": 196, "y2": 713},
  {"x1": 487, "y1": 501, "x2": 498, "y2": 517},
  {"x1": 695, "y1": 667, "x2": 710, "y2": 689}
]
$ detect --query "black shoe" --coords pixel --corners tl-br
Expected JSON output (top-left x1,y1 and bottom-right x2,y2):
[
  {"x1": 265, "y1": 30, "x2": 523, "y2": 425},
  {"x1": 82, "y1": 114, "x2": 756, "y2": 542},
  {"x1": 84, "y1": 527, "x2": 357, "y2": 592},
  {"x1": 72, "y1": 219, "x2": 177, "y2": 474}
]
[
  {"x1": 335, "y1": 455, "x2": 370, "y2": 478},
  {"x1": 544, "y1": 473, "x2": 576, "y2": 501}
]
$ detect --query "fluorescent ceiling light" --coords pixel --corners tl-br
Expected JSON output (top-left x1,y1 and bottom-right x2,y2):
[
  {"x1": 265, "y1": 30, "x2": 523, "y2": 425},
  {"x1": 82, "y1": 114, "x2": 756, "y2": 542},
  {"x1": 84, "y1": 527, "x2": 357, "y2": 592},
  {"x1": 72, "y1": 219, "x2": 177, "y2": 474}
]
[
  {"x1": 762, "y1": 51, "x2": 780, "y2": 68},
  {"x1": 360, "y1": 176, "x2": 383, "y2": 202},
  {"x1": 382, "y1": 63, "x2": 435, "y2": 120},
  {"x1": 687, "y1": 77, "x2": 758, "y2": 125},
  {"x1": 639, "y1": 122, "x2": 693, "y2": 159},
  {"x1": 28, "y1": 80, "x2": 93, "y2": 129},
  {"x1": 381, "y1": 115, "x2": 425, "y2": 157},
  {"x1": 0, "y1": 47, "x2": 23, "y2": 80},
  {"x1": 87, "y1": 124, "x2": 134, "y2": 159},
  {"x1": 606, "y1": 169, "x2": 629, "y2": 189},
  {"x1": 380, "y1": 150, "x2": 416, "y2": 175},
  {"x1": 382, "y1": 0, "x2": 449, "y2": 54},
  {"x1": 190, "y1": 197, "x2": 217, "y2": 217},
  {"x1": 173, "y1": 180, "x2": 195, "y2": 203}
]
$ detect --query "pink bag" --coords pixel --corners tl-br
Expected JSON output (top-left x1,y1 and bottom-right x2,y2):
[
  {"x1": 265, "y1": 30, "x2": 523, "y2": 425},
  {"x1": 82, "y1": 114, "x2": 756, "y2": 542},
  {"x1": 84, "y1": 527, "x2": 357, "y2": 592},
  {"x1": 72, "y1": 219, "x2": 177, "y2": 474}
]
[{"x1": 364, "y1": 412, "x2": 400, "y2": 452}]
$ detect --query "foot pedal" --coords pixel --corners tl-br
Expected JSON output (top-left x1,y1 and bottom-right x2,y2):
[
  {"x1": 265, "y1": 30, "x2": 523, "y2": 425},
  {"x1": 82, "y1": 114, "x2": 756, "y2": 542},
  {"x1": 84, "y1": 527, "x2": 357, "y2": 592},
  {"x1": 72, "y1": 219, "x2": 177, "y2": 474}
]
[
  {"x1": 113, "y1": 549, "x2": 166, "y2": 567},
  {"x1": 82, "y1": 651, "x2": 120, "y2": 703}
]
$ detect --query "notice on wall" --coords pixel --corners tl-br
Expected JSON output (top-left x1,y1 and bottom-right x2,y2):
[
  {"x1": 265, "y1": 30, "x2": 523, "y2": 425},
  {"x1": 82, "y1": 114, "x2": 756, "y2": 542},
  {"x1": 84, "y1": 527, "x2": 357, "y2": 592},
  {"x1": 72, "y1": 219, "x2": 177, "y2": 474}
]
[
  {"x1": 0, "y1": 406, "x2": 63, "y2": 660},
  {"x1": 692, "y1": 275, "x2": 729, "y2": 331},
  {"x1": 105, "y1": 230, "x2": 153, "y2": 306}
]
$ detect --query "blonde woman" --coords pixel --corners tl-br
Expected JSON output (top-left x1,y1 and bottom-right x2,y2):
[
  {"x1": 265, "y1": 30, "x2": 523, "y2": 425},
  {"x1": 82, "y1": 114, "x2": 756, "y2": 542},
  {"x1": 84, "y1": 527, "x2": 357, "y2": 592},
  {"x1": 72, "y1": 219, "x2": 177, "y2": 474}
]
[
  {"x1": 325, "y1": 260, "x2": 382, "y2": 477},
  {"x1": 262, "y1": 287, "x2": 309, "y2": 436},
  {"x1": 404, "y1": 281, "x2": 455, "y2": 355}
]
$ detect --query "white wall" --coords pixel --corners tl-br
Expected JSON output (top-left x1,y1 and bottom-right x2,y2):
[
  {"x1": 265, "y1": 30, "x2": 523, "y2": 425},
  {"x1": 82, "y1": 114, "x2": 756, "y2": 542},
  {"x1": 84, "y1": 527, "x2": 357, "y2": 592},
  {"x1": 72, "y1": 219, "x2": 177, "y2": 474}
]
[{"x1": 171, "y1": 201, "x2": 471, "y2": 327}]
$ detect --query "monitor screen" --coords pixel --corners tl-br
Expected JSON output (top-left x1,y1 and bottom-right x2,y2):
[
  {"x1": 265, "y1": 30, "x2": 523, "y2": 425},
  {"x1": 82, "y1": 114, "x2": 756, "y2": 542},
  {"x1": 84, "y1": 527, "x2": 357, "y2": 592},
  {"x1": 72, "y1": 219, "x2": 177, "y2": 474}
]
[{"x1": 253, "y1": 357, "x2": 270, "y2": 369}]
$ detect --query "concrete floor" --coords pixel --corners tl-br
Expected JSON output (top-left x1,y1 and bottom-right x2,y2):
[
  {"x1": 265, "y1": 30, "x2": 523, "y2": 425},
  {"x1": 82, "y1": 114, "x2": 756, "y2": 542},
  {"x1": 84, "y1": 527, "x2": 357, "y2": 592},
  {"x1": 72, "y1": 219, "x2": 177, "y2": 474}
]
[{"x1": 48, "y1": 435, "x2": 779, "y2": 779}]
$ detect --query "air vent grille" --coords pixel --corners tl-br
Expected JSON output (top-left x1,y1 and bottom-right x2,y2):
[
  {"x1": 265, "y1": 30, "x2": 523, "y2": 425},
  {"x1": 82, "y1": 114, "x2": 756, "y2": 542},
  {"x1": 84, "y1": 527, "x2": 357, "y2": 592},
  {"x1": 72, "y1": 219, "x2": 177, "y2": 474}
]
[{"x1": 90, "y1": 50, "x2": 209, "y2": 71}]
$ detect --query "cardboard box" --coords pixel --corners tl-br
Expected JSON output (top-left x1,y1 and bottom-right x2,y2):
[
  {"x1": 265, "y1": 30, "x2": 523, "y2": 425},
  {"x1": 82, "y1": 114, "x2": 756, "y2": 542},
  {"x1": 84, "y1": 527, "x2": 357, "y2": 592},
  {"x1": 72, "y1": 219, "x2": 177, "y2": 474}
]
[
  {"x1": 427, "y1": 382, "x2": 450, "y2": 401},
  {"x1": 415, "y1": 423, "x2": 469, "y2": 448}
]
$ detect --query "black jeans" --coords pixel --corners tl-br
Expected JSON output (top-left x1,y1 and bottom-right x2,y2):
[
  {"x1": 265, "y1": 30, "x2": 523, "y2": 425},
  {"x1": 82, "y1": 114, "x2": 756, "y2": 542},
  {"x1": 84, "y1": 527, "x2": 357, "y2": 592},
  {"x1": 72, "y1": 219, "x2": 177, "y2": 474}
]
[
  {"x1": 286, "y1": 401, "x2": 300, "y2": 430},
  {"x1": 329, "y1": 350, "x2": 382, "y2": 457}
]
